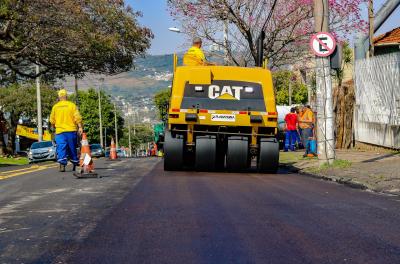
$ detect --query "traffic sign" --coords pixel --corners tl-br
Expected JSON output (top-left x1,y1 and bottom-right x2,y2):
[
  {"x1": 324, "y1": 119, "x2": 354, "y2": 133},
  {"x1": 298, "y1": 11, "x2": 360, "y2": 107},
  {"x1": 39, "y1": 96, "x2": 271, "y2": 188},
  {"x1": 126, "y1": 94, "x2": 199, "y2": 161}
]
[{"x1": 310, "y1": 32, "x2": 336, "y2": 57}]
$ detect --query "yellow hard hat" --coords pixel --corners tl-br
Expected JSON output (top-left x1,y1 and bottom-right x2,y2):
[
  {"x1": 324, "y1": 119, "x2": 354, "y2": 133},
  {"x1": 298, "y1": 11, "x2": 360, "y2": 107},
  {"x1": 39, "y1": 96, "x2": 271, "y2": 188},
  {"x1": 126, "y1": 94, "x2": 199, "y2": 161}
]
[{"x1": 58, "y1": 89, "x2": 67, "y2": 97}]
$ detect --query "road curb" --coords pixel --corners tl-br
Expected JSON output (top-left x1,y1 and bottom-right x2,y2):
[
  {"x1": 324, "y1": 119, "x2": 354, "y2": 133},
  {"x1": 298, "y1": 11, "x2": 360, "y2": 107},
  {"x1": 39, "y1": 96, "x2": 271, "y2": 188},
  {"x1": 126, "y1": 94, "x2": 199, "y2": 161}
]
[{"x1": 283, "y1": 164, "x2": 399, "y2": 196}]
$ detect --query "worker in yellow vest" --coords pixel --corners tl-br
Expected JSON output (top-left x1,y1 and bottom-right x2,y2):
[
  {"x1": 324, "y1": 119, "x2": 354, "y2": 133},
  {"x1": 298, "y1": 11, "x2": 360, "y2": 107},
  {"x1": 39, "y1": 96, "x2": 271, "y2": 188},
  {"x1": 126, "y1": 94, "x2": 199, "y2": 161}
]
[
  {"x1": 50, "y1": 89, "x2": 83, "y2": 172},
  {"x1": 183, "y1": 37, "x2": 216, "y2": 66}
]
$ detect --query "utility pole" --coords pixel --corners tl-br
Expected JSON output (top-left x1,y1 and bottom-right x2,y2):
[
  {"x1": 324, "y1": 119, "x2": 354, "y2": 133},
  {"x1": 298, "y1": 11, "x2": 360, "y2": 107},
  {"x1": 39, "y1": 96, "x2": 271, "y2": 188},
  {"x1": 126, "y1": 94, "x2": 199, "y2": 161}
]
[
  {"x1": 104, "y1": 127, "x2": 107, "y2": 148},
  {"x1": 114, "y1": 103, "x2": 118, "y2": 150},
  {"x1": 35, "y1": 64, "x2": 43, "y2": 142},
  {"x1": 314, "y1": 0, "x2": 335, "y2": 165},
  {"x1": 223, "y1": 19, "x2": 229, "y2": 65},
  {"x1": 98, "y1": 78, "x2": 104, "y2": 148},
  {"x1": 133, "y1": 110, "x2": 136, "y2": 136},
  {"x1": 128, "y1": 115, "x2": 132, "y2": 157},
  {"x1": 288, "y1": 65, "x2": 293, "y2": 106},
  {"x1": 74, "y1": 75, "x2": 79, "y2": 107},
  {"x1": 307, "y1": 84, "x2": 312, "y2": 106},
  {"x1": 369, "y1": 0, "x2": 374, "y2": 57}
]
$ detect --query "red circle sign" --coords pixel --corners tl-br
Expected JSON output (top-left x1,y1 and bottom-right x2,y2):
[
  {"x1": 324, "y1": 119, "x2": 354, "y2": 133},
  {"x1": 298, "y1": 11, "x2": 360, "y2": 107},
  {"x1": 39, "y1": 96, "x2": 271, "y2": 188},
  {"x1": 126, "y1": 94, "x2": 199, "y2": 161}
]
[{"x1": 310, "y1": 32, "x2": 336, "y2": 57}]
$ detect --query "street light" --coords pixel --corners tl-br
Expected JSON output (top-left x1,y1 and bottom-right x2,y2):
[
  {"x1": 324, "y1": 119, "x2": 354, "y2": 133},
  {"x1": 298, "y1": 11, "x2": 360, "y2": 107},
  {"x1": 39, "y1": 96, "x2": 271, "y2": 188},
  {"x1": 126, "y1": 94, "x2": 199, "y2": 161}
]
[{"x1": 168, "y1": 27, "x2": 181, "y2": 33}]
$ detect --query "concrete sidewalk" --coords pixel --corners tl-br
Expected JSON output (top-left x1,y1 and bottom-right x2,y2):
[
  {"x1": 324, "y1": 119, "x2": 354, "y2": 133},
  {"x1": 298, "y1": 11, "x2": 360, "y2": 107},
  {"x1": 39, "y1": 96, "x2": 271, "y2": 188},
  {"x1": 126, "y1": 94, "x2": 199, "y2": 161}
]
[{"x1": 281, "y1": 149, "x2": 400, "y2": 195}]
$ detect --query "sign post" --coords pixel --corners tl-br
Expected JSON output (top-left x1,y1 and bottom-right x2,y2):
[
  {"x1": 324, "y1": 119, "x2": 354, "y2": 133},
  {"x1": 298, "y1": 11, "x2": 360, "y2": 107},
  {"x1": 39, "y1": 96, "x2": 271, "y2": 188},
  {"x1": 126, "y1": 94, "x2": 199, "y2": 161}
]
[
  {"x1": 312, "y1": 0, "x2": 336, "y2": 165},
  {"x1": 310, "y1": 32, "x2": 337, "y2": 57}
]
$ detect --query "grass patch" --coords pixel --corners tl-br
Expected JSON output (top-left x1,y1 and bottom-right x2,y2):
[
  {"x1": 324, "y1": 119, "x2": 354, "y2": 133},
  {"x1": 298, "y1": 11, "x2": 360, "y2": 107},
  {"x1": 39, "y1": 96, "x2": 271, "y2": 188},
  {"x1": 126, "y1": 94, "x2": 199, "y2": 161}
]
[
  {"x1": 321, "y1": 159, "x2": 352, "y2": 169},
  {"x1": 279, "y1": 151, "x2": 306, "y2": 165},
  {"x1": 0, "y1": 156, "x2": 29, "y2": 167},
  {"x1": 305, "y1": 159, "x2": 352, "y2": 174}
]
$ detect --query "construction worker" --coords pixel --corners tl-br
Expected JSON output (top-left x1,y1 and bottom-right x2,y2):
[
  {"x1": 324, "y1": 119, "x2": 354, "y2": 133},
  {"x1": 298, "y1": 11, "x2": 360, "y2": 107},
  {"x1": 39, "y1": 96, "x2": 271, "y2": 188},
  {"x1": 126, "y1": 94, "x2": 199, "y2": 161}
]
[
  {"x1": 183, "y1": 37, "x2": 215, "y2": 66},
  {"x1": 298, "y1": 105, "x2": 315, "y2": 157},
  {"x1": 284, "y1": 107, "x2": 299, "y2": 152},
  {"x1": 50, "y1": 89, "x2": 83, "y2": 172}
]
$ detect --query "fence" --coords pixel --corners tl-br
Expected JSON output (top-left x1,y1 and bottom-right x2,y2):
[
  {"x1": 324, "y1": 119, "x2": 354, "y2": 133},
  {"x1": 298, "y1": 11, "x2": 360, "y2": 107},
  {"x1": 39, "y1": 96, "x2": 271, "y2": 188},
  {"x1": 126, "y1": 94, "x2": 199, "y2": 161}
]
[{"x1": 354, "y1": 52, "x2": 400, "y2": 149}]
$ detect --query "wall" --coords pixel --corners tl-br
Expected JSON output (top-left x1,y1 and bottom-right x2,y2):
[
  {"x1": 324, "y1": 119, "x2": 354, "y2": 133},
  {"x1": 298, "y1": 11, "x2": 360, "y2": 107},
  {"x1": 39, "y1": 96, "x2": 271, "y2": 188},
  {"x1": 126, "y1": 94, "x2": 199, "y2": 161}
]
[{"x1": 354, "y1": 52, "x2": 400, "y2": 149}]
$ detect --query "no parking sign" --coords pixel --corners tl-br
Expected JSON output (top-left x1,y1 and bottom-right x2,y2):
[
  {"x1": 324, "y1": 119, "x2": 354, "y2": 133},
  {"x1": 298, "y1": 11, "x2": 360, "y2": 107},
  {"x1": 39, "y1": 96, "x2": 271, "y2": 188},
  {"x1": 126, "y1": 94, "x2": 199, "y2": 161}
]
[{"x1": 310, "y1": 32, "x2": 336, "y2": 57}]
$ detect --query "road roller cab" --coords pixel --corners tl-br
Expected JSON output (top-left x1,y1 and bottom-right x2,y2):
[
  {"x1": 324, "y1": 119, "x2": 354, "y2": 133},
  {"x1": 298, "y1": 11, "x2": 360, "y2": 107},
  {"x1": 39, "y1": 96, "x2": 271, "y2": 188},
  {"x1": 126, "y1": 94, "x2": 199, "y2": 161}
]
[{"x1": 164, "y1": 56, "x2": 279, "y2": 172}]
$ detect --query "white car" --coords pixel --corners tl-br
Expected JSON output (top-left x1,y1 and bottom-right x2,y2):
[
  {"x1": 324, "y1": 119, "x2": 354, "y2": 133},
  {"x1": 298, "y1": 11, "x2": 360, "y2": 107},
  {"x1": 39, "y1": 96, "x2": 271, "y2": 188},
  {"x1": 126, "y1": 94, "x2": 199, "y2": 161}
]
[{"x1": 28, "y1": 141, "x2": 57, "y2": 163}]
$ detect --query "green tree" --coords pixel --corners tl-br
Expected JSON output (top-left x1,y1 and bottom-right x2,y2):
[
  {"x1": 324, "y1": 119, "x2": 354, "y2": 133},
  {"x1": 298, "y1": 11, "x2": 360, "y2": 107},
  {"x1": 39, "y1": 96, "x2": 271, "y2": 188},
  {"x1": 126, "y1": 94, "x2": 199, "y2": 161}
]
[
  {"x1": 154, "y1": 88, "x2": 171, "y2": 122},
  {"x1": 0, "y1": 0, "x2": 153, "y2": 80},
  {"x1": 0, "y1": 83, "x2": 57, "y2": 154},
  {"x1": 333, "y1": 42, "x2": 352, "y2": 87},
  {"x1": 70, "y1": 89, "x2": 124, "y2": 145},
  {"x1": 272, "y1": 70, "x2": 308, "y2": 105},
  {"x1": 120, "y1": 124, "x2": 154, "y2": 151}
]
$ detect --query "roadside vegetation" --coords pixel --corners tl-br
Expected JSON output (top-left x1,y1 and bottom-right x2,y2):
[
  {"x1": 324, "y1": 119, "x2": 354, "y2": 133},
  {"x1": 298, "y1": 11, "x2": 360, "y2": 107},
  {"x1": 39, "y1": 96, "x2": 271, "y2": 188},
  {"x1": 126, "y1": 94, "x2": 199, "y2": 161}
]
[
  {"x1": 70, "y1": 89, "x2": 124, "y2": 145},
  {"x1": 154, "y1": 88, "x2": 171, "y2": 122},
  {"x1": 0, "y1": 156, "x2": 29, "y2": 167},
  {"x1": 305, "y1": 159, "x2": 352, "y2": 174},
  {"x1": 0, "y1": 0, "x2": 153, "y2": 156}
]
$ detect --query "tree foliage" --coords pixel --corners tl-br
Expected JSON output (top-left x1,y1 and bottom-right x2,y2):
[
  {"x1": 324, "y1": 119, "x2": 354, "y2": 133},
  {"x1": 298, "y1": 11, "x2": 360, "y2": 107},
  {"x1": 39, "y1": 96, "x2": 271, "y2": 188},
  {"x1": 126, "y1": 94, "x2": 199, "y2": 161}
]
[
  {"x1": 70, "y1": 89, "x2": 124, "y2": 145},
  {"x1": 0, "y1": 83, "x2": 57, "y2": 153},
  {"x1": 120, "y1": 124, "x2": 154, "y2": 150},
  {"x1": 333, "y1": 42, "x2": 352, "y2": 87},
  {"x1": 168, "y1": 0, "x2": 367, "y2": 68},
  {"x1": 154, "y1": 88, "x2": 171, "y2": 121},
  {"x1": 0, "y1": 0, "x2": 153, "y2": 80},
  {"x1": 273, "y1": 71, "x2": 308, "y2": 105}
]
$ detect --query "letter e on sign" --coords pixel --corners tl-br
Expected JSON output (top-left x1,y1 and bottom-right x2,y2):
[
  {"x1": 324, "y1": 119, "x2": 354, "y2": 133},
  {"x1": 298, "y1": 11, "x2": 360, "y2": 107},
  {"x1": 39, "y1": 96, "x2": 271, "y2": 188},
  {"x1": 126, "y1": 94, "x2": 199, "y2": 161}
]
[{"x1": 310, "y1": 32, "x2": 336, "y2": 57}]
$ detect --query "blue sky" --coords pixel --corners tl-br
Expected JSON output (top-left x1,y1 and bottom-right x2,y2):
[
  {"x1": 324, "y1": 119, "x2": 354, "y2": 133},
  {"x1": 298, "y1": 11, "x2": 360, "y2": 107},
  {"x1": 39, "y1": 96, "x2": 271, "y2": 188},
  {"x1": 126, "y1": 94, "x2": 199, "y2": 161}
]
[
  {"x1": 127, "y1": 0, "x2": 399, "y2": 55},
  {"x1": 127, "y1": 0, "x2": 185, "y2": 55}
]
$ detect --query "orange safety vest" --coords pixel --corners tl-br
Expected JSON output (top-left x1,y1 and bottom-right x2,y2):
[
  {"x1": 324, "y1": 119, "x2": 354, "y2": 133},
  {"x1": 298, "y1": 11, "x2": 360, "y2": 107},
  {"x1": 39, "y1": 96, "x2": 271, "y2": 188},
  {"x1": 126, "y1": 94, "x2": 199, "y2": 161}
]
[{"x1": 298, "y1": 108, "x2": 314, "y2": 129}]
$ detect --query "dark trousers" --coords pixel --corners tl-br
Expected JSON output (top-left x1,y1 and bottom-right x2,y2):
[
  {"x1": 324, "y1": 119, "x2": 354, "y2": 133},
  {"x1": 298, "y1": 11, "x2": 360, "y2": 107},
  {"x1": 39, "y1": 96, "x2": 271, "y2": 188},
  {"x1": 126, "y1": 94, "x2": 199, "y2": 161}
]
[{"x1": 301, "y1": 128, "x2": 313, "y2": 154}]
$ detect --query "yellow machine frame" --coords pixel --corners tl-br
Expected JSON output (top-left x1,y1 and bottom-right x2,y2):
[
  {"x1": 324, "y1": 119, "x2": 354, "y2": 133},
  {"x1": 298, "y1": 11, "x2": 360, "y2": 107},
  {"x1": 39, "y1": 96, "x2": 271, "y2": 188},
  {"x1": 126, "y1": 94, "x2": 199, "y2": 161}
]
[{"x1": 168, "y1": 57, "x2": 278, "y2": 148}]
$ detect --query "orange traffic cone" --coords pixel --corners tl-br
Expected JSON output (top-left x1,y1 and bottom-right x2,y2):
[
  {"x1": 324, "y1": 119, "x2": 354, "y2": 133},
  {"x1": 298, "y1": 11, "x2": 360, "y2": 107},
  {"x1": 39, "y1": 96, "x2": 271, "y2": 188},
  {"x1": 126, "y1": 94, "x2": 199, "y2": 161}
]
[
  {"x1": 74, "y1": 133, "x2": 98, "y2": 178},
  {"x1": 109, "y1": 137, "x2": 118, "y2": 160}
]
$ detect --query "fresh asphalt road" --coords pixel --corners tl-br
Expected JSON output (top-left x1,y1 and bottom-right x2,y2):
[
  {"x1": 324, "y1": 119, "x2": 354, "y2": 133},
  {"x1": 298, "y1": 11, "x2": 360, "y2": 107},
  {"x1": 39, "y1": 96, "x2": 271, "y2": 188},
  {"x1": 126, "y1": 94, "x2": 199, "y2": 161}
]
[
  {"x1": 0, "y1": 158, "x2": 157, "y2": 263},
  {"x1": 1, "y1": 159, "x2": 400, "y2": 263}
]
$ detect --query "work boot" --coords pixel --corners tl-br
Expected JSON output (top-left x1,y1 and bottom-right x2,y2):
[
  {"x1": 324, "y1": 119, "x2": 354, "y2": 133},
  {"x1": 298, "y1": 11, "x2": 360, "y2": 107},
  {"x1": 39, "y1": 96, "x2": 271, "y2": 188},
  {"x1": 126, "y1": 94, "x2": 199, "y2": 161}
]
[
  {"x1": 59, "y1": 164, "x2": 66, "y2": 172},
  {"x1": 72, "y1": 164, "x2": 77, "y2": 172}
]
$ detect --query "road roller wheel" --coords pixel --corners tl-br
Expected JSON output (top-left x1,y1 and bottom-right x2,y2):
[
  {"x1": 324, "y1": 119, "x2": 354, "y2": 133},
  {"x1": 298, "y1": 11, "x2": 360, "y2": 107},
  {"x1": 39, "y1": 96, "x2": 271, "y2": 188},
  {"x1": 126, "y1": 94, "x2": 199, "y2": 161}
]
[
  {"x1": 164, "y1": 131, "x2": 184, "y2": 171},
  {"x1": 258, "y1": 138, "x2": 279, "y2": 173},
  {"x1": 226, "y1": 136, "x2": 249, "y2": 172},
  {"x1": 195, "y1": 136, "x2": 217, "y2": 171}
]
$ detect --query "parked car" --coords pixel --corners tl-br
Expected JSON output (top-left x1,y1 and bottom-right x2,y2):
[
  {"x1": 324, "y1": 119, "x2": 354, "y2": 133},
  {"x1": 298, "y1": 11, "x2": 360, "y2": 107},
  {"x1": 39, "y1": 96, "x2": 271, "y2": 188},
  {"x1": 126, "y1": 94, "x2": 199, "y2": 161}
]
[
  {"x1": 28, "y1": 141, "x2": 57, "y2": 163},
  {"x1": 90, "y1": 144, "x2": 105, "y2": 158},
  {"x1": 117, "y1": 148, "x2": 126, "y2": 158}
]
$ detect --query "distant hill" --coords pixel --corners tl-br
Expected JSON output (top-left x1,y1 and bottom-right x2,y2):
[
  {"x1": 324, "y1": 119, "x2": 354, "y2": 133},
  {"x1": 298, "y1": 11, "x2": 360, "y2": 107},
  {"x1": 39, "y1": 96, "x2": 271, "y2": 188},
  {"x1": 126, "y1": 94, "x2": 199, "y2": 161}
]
[
  {"x1": 101, "y1": 52, "x2": 222, "y2": 102},
  {"x1": 63, "y1": 53, "x2": 223, "y2": 122},
  {"x1": 103, "y1": 54, "x2": 175, "y2": 103}
]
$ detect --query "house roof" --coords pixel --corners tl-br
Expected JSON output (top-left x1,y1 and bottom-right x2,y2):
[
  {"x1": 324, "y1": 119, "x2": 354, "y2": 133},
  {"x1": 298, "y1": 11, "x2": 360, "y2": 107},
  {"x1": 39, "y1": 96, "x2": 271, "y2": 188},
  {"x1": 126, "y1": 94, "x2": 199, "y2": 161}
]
[{"x1": 374, "y1": 27, "x2": 400, "y2": 46}]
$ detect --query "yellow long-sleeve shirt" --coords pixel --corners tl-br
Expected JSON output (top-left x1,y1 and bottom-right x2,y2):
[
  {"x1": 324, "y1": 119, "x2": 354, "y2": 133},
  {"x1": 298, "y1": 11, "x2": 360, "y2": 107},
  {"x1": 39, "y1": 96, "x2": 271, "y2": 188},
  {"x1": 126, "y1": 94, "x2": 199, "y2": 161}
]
[
  {"x1": 183, "y1": 46, "x2": 206, "y2": 66},
  {"x1": 50, "y1": 100, "x2": 82, "y2": 134}
]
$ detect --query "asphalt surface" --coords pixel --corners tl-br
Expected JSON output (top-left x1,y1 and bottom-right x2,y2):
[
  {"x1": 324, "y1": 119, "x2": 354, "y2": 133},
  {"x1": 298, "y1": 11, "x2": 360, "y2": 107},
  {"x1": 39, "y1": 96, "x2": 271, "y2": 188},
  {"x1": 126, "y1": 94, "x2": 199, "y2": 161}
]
[
  {"x1": 68, "y1": 162, "x2": 400, "y2": 264},
  {"x1": 1, "y1": 159, "x2": 400, "y2": 263},
  {"x1": 0, "y1": 158, "x2": 157, "y2": 263}
]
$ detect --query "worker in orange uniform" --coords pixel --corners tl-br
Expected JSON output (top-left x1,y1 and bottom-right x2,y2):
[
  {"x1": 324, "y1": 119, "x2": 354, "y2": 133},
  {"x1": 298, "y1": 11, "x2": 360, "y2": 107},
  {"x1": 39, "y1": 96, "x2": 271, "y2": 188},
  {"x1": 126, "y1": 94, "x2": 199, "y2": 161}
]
[
  {"x1": 298, "y1": 105, "x2": 315, "y2": 157},
  {"x1": 50, "y1": 89, "x2": 83, "y2": 172},
  {"x1": 183, "y1": 37, "x2": 216, "y2": 66}
]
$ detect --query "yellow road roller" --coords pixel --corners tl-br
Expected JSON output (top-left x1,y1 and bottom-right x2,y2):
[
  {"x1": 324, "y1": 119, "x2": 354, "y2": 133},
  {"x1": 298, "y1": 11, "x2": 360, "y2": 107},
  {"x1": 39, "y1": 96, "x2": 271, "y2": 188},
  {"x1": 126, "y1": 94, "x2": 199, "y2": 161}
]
[{"x1": 164, "y1": 55, "x2": 279, "y2": 173}]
